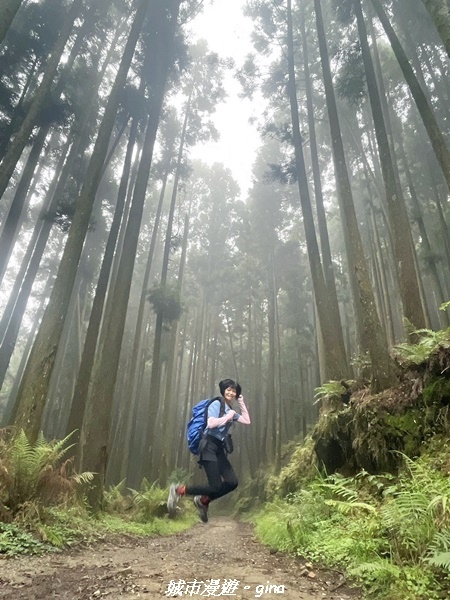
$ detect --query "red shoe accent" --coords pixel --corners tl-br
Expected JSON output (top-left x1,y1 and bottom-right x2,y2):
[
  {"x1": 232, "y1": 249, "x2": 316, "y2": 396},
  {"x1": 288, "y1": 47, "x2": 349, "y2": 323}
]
[
  {"x1": 176, "y1": 485, "x2": 186, "y2": 496},
  {"x1": 201, "y1": 495, "x2": 211, "y2": 506}
]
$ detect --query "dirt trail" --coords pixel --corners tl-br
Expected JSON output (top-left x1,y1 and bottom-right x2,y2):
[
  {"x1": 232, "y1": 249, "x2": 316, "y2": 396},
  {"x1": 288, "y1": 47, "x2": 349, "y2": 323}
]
[{"x1": 0, "y1": 517, "x2": 361, "y2": 599}]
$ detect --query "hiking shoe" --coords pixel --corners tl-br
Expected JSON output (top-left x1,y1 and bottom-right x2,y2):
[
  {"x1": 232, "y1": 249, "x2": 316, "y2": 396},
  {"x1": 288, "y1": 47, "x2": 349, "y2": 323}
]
[
  {"x1": 193, "y1": 495, "x2": 209, "y2": 523},
  {"x1": 167, "y1": 483, "x2": 180, "y2": 517}
]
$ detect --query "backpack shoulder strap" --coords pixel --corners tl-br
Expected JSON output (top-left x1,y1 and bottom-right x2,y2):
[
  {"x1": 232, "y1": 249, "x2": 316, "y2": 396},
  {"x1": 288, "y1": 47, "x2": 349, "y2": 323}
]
[
  {"x1": 204, "y1": 396, "x2": 225, "y2": 427},
  {"x1": 218, "y1": 397, "x2": 225, "y2": 418}
]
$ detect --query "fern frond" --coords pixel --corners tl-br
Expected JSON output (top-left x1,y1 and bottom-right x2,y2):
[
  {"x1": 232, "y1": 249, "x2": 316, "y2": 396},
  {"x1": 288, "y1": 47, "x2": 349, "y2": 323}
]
[
  {"x1": 426, "y1": 552, "x2": 450, "y2": 571},
  {"x1": 72, "y1": 472, "x2": 94, "y2": 485},
  {"x1": 324, "y1": 499, "x2": 377, "y2": 514},
  {"x1": 313, "y1": 380, "x2": 355, "y2": 404},
  {"x1": 349, "y1": 560, "x2": 401, "y2": 578}
]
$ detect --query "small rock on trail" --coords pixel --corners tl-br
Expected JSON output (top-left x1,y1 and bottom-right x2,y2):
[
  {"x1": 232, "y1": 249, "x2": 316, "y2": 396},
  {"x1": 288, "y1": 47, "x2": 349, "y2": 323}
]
[{"x1": 0, "y1": 517, "x2": 361, "y2": 599}]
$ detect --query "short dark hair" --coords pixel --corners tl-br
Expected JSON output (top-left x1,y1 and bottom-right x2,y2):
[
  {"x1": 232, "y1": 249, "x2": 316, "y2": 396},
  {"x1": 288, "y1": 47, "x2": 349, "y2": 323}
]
[{"x1": 219, "y1": 378, "x2": 242, "y2": 397}]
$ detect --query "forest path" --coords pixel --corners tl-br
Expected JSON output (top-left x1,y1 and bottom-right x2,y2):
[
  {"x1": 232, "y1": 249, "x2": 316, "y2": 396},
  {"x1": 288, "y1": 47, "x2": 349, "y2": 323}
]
[{"x1": 0, "y1": 517, "x2": 361, "y2": 599}]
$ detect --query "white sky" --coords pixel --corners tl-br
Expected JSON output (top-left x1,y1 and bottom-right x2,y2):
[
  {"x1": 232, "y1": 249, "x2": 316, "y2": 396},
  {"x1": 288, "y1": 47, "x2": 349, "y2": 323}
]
[{"x1": 187, "y1": 0, "x2": 265, "y2": 198}]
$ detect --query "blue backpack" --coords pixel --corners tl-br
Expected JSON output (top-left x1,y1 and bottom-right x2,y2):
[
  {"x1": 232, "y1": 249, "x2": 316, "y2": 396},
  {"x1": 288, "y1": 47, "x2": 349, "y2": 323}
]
[{"x1": 187, "y1": 397, "x2": 225, "y2": 455}]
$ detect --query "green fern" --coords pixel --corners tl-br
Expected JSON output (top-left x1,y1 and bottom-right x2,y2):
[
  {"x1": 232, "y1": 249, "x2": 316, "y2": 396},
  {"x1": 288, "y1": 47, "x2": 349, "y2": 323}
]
[
  {"x1": 314, "y1": 380, "x2": 355, "y2": 405},
  {"x1": 72, "y1": 472, "x2": 94, "y2": 486},
  {"x1": 0, "y1": 429, "x2": 92, "y2": 517},
  {"x1": 324, "y1": 499, "x2": 377, "y2": 515},
  {"x1": 127, "y1": 480, "x2": 167, "y2": 521},
  {"x1": 426, "y1": 528, "x2": 450, "y2": 571},
  {"x1": 426, "y1": 551, "x2": 450, "y2": 570},
  {"x1": 393, "y1": 328, "x2": 450, "y2": 367},
  {"x1": 349, "y1": 560, "x2": 401, "y2": 578}
]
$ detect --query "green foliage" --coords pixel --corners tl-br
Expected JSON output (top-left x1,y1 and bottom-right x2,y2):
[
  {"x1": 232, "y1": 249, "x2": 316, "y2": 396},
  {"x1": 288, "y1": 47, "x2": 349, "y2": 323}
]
[
  {"x1": 255, "y1": 452, "x2": 450, "y2": 599},
  {"x1": 234, "y1": 469, "x2": 271, "y2": 514},
  {"x1": 103, "y1": 479, "x2": 133, "y2": 514},
  {"x1": 1, "y1": 474, "x2": 197, "y2": 556},
  {"x1": 334, "y1": 42, "x2": 366, "y2": 106},
  {"x1": 128, "y1": 479, "x2": 168, "y2": 521},
  {"x1": 0, "y1": 522, "x2": 53, "y2": 556},
  {"x1": 104, "y1": 478, "x2": 191, "y2": 523},
  {"x1": 0, "y1": 501, "x2": 196, "y2": 557},
  {"x1": 314, "y1": 379, "x2": 355, "y2": 406},
  {"x1": 266, "y1": 436, "x2": 318, "y2": 498},
  {"x1": 99, "y1": 511, "x2": 195, "y2": 537},
  {"x1": 423, "y1": 378, "x2": 450, "y2": 408},
  {"x1": 32, "y1": 506, "x2": 97, "y2": 548},
  {"x1": 167, "y1": 467, "x2": 190, "y2": 485},
  {"x1": 147, "y1": 284, "x2": 183, "y2": 323},
  {"x1": 0, "y1": 429, "x2": 93, "y2": 518},
  {"x1": 393, "y1": 328, "x2": 450, "y2": 368}
]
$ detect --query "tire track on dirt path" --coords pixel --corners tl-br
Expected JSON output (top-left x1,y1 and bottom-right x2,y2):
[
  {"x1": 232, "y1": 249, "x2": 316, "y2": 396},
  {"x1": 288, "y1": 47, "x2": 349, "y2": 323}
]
[{"x1": 0, "y1": 517, "x2": 361, "y2": 599}]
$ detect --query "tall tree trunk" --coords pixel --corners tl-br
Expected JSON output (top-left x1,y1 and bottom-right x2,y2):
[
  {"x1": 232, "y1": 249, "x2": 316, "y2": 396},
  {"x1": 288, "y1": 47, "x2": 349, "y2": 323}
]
[
  {"x1": 66, "y1": 118, "x2": 138, "y2": 445},
  {"x1": 0, "y1": 0, "x2": 83, "y2": 200},
  {"x1": 287, "y1": 0, "x2": 349, "y2": 381},
  {"x1": 0, "y1": 0, "x2": 23, "y2": 45},
  {"x1": 266, "y1": 248, "x2": 277, "y2": 463},
  {"x1": 0, "y1": 251, "x2": 61, "y2": 426},
  {"x1": 117, "y1": 168, "x2": 169, "y2": 480},
  {"x1": 0, "y1": 138, "x2": 71, "y2": 392},
  {"x1": 313, "y1": 0, "x2": 395, "y2": 391},
  {"x1": 354, "y1": 0, "x2": 426, "y2": 330},
  {"x1": 396, "y1": 125, "x2": 449, "y2": 326},
  {"x1": 0, "y1": 21, "x2": 119, "y2": 393},
  {"x1": 419, "y1": 0, "x2": 450, "y2": 58},
  {"x1": 300, "y1": 3, "x2": 343, "y2": 329},
  {"x1": 370, "y1": 0, "x2": 450, "y2": 195},
  {"x1": 159, "y1": 211, "x2": 190, "y2": 484},
  {"x1": 11, "y1": 0, "x2": 150, "y2": 443},
  {"x1": 79, "y1": 0, "x2": 181, "y2": 509},
  {"x1": 0, "y1": 0, "x2": 113, "y2": 281},
  {"x1": 0, "y1": 127, "x2": 50, "y2": 284},
  {"x1": 148, "y1": 85, "x2": 192, "y2": 453}
]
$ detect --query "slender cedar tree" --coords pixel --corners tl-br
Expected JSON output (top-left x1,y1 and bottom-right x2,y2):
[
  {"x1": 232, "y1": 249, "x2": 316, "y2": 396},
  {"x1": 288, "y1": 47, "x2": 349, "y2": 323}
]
[
  {"x1": 352, "y1": 0, "x2": 426, "y2": 330},
  {"x1": 0, "y1": 0, "x2": 83, "y2": 202},
  {"x1": 313, "y1": 0, "x2": 395, "y2": 391},
  {"x1": 0, "y1": 19, "x2": 125, "y2": 397},
  {"x1": 370, "y1": 0, "x2": 450, "y2": 195},
  {"x1": 79, "y1": 0, "x2": 183, "y2": 509},
  {"x1": 117, "y1": 112, "x2": 179, "y2": 483},
  {"x1": 299, "y1": 1, "x2": 343, "y2": 343},
  {"x1": 11, "y1": 0, "x2": 151, "y2": 443},
  {"x1": 286, "y1": 0, "x2": 349, "y2": 381},
  {"x1": 0, "y1": 0, "x2": 23, "y2": 45},
  {"x1": 147, "y1": 44, "x2": 227, "y2": 471},
  {"x1": 65, "y1": 38, "x2": 147, "y2": 449},
  {"x1": 0, "y1": 0, "x2": 113, "y2": 285},
  {"x1": 419, "y1": 0, "x2": 450, "y2": 59}
]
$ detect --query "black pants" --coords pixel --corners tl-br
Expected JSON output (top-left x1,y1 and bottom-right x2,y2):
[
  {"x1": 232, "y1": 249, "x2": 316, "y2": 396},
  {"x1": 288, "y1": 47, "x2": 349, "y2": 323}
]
[{"x1": 185, "y1": 437, "x2": 238, "y2": 501}]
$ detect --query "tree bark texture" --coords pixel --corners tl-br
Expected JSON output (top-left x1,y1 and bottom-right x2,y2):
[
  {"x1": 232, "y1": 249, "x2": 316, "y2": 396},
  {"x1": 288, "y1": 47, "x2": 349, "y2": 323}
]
[
  {"x1": 11, "y1": 0, "x2": 150, "y2": 443},
  {"x1": 79, "y1": 0, "x2": 182, "y2": 508},
  {"x1": 313, "y1": 0, "x2": 395, "y2": 391}
]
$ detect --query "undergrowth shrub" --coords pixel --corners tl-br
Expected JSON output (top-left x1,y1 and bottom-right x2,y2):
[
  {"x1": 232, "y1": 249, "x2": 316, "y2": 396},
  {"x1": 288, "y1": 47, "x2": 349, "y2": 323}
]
[
  {"x1": 393, "y1": 328, "x2": 450, "y2": 369},
  {"x1": 104, "y1": 478, "x2": 175, "y2": 521},
  {"x1": 266, "y1": 436, "x2": 318, "y2": 499},
  {"x1": 234, "y1": 469, "x2": 270, "y2": 513},
  {"x1": 0, "y1": 522, "x2": 54, "y2": 555},
  {"x1": 0, "y1": 428, "x2": 92, "y2": 521},
  {"x1": 129, "y1": 479, "x2": 168, "y2": 521},
  {"x1": 255, "y1": 454, "x2": 450, "y2": 599}
]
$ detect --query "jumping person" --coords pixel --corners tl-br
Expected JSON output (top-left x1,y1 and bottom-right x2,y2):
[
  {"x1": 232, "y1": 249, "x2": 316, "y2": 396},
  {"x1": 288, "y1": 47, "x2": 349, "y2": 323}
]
[{"x1": 167, "y1": 378, "x2": 251, "y2": 523}]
